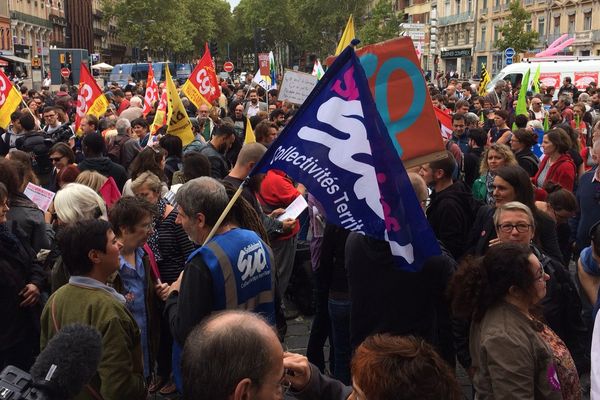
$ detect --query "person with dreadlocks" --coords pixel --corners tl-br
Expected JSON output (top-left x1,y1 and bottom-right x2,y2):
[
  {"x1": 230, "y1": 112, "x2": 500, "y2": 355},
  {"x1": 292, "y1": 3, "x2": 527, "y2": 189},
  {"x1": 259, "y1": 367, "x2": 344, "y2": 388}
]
[{"x1": 164, "y1": 176, "x2": 275, "y2": 391}]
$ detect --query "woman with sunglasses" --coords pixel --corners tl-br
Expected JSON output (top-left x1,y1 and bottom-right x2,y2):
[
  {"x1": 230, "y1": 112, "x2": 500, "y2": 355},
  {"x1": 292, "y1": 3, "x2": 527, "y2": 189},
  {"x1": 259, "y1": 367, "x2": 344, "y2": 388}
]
[
  {"x1": 450, "y1": 242, "x2": 580, "y2": 399},
  {"x1": 47, "y1": 142, "x2": 76, "y2": 192}
]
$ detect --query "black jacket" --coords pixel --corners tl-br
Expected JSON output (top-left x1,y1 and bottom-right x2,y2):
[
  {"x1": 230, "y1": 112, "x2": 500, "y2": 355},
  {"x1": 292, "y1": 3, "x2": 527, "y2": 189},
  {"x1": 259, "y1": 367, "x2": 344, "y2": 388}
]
[
  {"x1": 427, "y1": 181, "x2": 479, "y2": 260},
  {"x1": 77, "y1": 156, "x2": 128, "y2": 191},
  {"x1": 346, "y1": 233, "x2": 457, "y2": 366},
  {"x1": 198, "y1": 143, "x2": 229, "y2": 180},
  {"x1": 463, "y1": 147, "x2": 484, "y2": 188}
]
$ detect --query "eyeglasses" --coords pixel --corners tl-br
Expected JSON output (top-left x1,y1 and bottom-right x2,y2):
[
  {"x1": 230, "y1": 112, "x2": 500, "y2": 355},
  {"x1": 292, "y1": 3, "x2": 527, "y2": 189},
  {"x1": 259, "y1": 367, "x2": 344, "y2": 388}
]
[
  {"x1": 496, "y1": 223, "x2": 532, "y2": 233},
  {"x1": 50, "y1": 156, "x2": 65, "y2": 162}
]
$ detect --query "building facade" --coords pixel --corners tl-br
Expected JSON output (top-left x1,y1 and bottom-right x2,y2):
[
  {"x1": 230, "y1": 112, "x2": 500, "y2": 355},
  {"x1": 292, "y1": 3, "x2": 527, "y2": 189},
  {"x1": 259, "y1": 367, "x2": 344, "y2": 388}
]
[
  {"x1": 9, "y1": 0, "x2": 53, "y2": 71},
  {"x1": 0, "y1": 0, "x2": 10, "y2": 54},
  {"x1": 474, "y1": 0, "x2": 600, "y2": 76},
  {"x1": 436, "y1": 0, "x2": 476, "y2": 78}
]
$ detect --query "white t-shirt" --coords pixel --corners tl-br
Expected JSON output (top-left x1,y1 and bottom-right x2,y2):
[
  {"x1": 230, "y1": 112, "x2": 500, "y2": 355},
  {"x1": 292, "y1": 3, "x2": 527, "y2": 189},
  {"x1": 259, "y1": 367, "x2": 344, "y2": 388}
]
[{"x1": 592, "y1": 310, "x2": 600, "y2": 399}]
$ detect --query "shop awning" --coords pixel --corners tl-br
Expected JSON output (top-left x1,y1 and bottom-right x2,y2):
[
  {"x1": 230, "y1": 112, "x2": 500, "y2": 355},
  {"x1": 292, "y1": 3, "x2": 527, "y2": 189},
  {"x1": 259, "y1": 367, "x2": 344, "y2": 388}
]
[{"x1": 0, "y1": 54, "x2": 31, "y2": 64}]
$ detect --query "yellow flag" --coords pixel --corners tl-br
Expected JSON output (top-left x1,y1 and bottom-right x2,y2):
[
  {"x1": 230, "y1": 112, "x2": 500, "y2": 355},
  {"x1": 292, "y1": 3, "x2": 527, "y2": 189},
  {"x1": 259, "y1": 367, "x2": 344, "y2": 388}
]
[
  {"x1": 165, "y1": 67, "x2": 195, "y2": 146},
  {"x1": 0, "y1": 70, "x2": 23, "y2": 129},
  {"x1": 335, "y1": 15, "x2": 355, "y2": 56},
  {"x1": 477, "y1": 63, "x2": 491, "y2": 96},
  {"x1": 244, "y1": 117, "x2": 255, "y2": 144}
]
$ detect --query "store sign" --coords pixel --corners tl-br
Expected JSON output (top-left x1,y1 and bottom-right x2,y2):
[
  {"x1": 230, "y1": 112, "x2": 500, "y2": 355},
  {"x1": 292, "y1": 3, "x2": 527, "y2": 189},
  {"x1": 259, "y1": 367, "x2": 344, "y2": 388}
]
[{"x1": 440, "y1": 48, "x2": 472, "y2": 59}]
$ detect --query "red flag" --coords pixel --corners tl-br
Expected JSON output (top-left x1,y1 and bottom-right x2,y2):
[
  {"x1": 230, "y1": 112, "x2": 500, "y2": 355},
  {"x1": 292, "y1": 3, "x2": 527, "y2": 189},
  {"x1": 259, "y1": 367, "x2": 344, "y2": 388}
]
[
  {"x1": 150, "y1": 90, "x2": 168, "y2": 134},
  {"x1": 74, "y1": 63, "x2": 109, "y2": 134},
  {"x1": 142, "y1": 64, "x2": 159, "y2": 116},
  {"x1": 181, "y1": 42, "x2": 221, "y2": 108},
  {"x1": 98, "y1": 176, "x2": 121, "y2": 208},
  {"x1": 434, "y1": 106, "x2": 453, "y2": 141}
]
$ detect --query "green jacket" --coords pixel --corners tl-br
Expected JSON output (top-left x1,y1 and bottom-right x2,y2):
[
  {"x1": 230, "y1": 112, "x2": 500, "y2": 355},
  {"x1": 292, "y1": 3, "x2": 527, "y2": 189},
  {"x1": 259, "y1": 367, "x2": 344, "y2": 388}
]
[{"x1": 40, "y1": 284, "x2": 147, "y2": 400}]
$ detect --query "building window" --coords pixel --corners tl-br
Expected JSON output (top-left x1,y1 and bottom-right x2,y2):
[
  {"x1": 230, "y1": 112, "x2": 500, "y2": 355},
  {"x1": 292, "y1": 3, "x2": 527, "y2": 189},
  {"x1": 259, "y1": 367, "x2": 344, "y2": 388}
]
[
  {"x1": 554, "y1": 15, "x2": 560, "y2": 34},
  {"x1": 467, "y1": 0, "x2": 472, "y2": 11},
  {"x1": 454, "y1": 32, "x2": 459, "y2": 45},
  {"x1": 538, "y1": 17, "x2": 545, "y2": 34},
  {"x1": 465, "y1": 29, "x2": 470, "y2": 43},
  {"x1": 494, "y1": 26, "x2": 499, "y2": 42},
  {"x1": 445, "y1": 0, "x2": 451, "y2": 17},
  {"x1": 568, "y1": 14, "x2": 575, "y2": 33},
  {"x1": 481, "y1": 26, "x2": 486, "y2": 43},
  {"x1": 482, "y1": 0, "x2": 487, "y2": 8},
  {"x1": 584, "y1": 12, "x2": 592, "y2": 30},
  {"x1": 526, "y1": 21, "x2": 532, "y2": 31}
]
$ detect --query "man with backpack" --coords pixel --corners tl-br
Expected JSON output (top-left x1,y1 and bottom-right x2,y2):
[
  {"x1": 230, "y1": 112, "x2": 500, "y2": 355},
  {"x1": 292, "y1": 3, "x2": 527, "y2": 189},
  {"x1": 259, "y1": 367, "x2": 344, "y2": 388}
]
[
  {"x1": 15, "y1": 113, "x2": 53, "y2": 187},
  {"x1": 106, "y1": 118, "x2": 141, "y2": 171},
  {"x1": 78, "y1": 132, "x2": 128, "y2": 191}
]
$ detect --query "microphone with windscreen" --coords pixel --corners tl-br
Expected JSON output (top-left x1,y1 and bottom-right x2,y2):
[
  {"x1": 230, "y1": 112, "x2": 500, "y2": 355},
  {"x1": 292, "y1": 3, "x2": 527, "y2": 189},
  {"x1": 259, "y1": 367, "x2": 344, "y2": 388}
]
[{"x1": 0, "y1": 324, "x2": 102, "y2": 400}]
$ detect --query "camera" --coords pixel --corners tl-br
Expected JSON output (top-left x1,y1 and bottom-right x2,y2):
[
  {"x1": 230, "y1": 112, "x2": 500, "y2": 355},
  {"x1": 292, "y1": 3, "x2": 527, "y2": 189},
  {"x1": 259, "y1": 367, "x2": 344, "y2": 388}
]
[{"x1": 0, "y1": 366, "x2": 48, "y2": 400}]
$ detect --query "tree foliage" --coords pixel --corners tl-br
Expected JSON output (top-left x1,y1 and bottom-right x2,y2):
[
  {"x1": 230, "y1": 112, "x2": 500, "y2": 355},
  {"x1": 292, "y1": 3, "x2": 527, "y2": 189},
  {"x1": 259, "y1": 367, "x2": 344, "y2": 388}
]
[
  {"x1": 358, "y1": 0, "x2": 401, "y2": 46},
  {"x1": 494, "y1": 1, "x2": 538, "y2": 53}
]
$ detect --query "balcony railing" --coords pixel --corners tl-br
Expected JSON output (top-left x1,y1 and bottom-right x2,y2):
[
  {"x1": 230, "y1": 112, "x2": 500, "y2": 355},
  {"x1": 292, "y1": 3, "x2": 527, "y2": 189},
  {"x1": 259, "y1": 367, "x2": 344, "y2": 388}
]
[
  {"x1": 10, "y1": 11, "x2": 53, "y2": 29},
  {"x1": 438, "y1": 12, "x2": 474, "y2": 26},
  {"x1": 93, "y1": 28, "x2": 107, "y2": 37}
]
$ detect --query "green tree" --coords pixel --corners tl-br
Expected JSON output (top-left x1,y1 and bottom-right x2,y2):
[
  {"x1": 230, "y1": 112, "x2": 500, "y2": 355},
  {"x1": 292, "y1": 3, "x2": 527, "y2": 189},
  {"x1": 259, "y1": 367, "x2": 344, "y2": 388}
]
[
  {"x1": 358, "y1": 0, "x2": 401, "y2": 46},
  {"x1": 494, "y1": 1, "x2": 538, "y2": 53}
]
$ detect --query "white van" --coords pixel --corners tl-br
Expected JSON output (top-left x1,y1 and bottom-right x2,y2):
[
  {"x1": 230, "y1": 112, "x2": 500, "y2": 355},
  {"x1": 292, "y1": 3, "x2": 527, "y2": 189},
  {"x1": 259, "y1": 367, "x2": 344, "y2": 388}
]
[{"x1": 486, "y1": 57, "x2": 600, "y2": 95}]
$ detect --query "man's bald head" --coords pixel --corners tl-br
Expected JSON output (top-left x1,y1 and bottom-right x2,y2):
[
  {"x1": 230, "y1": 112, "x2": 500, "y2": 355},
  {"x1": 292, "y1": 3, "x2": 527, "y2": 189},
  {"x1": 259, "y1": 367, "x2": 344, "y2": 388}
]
[
  {"x1": 182, "y1": 311, "x2": 282, "y2": 400},
  {"x1": 236, "y1": 142, "x2": 267, "y2": 167}
]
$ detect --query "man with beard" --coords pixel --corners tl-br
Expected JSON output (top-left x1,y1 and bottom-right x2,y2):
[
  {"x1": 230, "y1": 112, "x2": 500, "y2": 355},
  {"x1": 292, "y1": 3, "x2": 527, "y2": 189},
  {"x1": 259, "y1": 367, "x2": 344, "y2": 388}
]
[
  {"x1": 244, "y1": 88, "x2": 267, "y2": 117},
  {"x1": 197, "y1": 123, "x2": 236, "y2": 179},
  {"x1": 269, "y1": 108, "x2": 286, "y2": 128}
]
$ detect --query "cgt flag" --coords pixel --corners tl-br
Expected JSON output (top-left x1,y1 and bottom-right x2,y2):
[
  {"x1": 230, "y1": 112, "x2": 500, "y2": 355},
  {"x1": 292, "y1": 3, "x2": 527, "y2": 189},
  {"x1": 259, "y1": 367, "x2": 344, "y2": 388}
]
[
  {"x1": 142, "y1": 63, "x2": 159, "y2": 117},
  {"x1": 0, "y1": 69, "x2": 22, "y2": 129},
  {"x1": 181, "y1": 42, "x2": 221, "y2": 109},
  {"x1": 249, "y1": 46, "x2": 441, "y2": 272},
  {"x1": 150, "y1": 90, "x2": 167, "y2": 134},
  {"x1": 74, "y1": 63, "x2": 109, "y2": 134},
  {"x1": 165, "y1": 67, "x2": 195, "y2": 146},
  {"x1": 434, "y1": 106, "x2": 453, "y2": 141}
]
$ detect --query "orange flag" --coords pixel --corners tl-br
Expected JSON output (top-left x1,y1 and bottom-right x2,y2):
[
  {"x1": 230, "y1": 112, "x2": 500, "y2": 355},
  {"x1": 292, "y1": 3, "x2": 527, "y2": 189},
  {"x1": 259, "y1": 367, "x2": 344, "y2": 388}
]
[
  {"x1": 150, "y1": 90, "x2": 168, "y2": 134},
  {"x1": 181, "y1": 42, "x2": 221, "y2": 108},
  {"x1": 142, "y1": 63, "x2": 159, "y2": 116},
  {"x1": 74, "y1": 63, "x2": 109, "y2": 134}
]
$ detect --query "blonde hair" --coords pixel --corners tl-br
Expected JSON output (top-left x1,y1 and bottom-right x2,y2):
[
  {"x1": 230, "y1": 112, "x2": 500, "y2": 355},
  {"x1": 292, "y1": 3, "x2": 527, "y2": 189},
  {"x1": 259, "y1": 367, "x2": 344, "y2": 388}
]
[
  {"x1": 131, "y1": 171, "x2": 162, "y2": 194},
  {"x1": 479, "y1": 143, "x2": 517, "y2": 175},
  {"x1": 54, "y1": 183, "x2": 108, "y2": 223},
  {"x1": 76, "y1": 170, "x2": 108, "y2": 192}
]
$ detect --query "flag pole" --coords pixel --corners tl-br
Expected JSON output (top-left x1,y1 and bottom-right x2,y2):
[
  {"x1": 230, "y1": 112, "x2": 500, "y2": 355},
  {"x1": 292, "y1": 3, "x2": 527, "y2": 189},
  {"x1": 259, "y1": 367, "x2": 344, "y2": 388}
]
[{"x1": 201, "y1": 180, "x2": 246, "y2": 246}]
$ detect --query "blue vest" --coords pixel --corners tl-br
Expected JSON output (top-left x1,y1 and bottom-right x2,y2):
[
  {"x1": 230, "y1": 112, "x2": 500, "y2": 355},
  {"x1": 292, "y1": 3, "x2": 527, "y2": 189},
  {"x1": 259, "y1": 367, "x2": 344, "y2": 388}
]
[{"x1": 190, "y1": 228, "x2": 276, "y2": 324}]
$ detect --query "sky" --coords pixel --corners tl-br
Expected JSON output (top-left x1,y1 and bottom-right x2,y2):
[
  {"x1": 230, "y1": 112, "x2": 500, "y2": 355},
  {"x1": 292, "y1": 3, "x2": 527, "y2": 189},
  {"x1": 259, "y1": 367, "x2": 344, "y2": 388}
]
[{"x1": 227, "y1": 0, "x2": 240, "y2": 11}]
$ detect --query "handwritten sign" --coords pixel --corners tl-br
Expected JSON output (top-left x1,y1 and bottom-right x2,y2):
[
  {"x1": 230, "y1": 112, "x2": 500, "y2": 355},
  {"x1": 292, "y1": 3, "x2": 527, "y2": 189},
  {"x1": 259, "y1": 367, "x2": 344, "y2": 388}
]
[
  {"x1": 278, "y1": 70, "x2": 318, "y2": 105},
  {"x1": 24, "y1": 182, "x2": 55, "y2": 212}
]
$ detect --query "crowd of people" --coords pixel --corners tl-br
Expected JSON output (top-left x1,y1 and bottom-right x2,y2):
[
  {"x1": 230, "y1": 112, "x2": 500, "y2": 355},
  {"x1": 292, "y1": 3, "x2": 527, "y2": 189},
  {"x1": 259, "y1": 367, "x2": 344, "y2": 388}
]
[{"x1": 1, "y1": 69, "x2": 600, "y2": 400}]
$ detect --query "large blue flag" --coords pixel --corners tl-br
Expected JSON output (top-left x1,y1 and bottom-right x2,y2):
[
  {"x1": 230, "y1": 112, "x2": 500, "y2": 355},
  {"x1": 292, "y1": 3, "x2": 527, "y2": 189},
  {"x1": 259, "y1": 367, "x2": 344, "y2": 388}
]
[{"x1": 250, "y1": 46, "x2": 441, "y2": 272}]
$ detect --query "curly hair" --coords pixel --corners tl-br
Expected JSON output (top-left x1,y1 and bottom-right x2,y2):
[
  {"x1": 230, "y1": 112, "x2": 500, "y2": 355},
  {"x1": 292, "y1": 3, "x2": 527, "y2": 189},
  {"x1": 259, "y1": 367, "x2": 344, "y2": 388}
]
[
  {"x1": 479, "y1": 143, "x2": 518, "y2": 175},
  {"x1": 448, "y1": 242, "x2": 534, "y2": 322},
  {"x1": 351, "y1": 334, "x2": 462, "y2": 400}
]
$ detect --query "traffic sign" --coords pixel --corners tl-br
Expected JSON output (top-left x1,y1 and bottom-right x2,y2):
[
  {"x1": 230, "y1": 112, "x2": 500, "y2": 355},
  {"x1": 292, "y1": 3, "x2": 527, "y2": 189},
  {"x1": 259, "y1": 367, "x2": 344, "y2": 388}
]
[
  {"x1": 60, "y1": 67, "x2": 71, "y2": 78},
  {"x1": 401, "y1": 23, "x2": 425, "y2": 30},
  {"x1": 223, "y1": 61, "x2": 234, "y2": 72},
  {"x1": 504, "y1": 47, "x2": 515, "y2": 58},
  {"x1": 506, "y1": 57, "x2": 513, "y2": 65}
]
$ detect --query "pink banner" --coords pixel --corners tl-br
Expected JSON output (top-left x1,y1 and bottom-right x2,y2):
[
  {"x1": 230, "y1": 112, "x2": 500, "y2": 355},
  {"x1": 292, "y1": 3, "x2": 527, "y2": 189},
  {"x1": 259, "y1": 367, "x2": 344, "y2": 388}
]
[{"x1": 574, "y1": 72, "x2": 599, "y2": 90}]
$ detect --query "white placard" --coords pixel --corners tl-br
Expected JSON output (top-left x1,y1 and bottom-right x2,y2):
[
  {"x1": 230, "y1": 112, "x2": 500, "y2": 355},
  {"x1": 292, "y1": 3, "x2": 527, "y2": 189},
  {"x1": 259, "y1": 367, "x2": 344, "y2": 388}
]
[
  {"x1": 24, "y1": 182, "x2": 55, "y2": 213},
  {"x1": 277, "y1": 195, "x2": 308, "y2": 221},
  {"x1": 278, "y1": 70, "x2": 318, "y2": 105}
]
